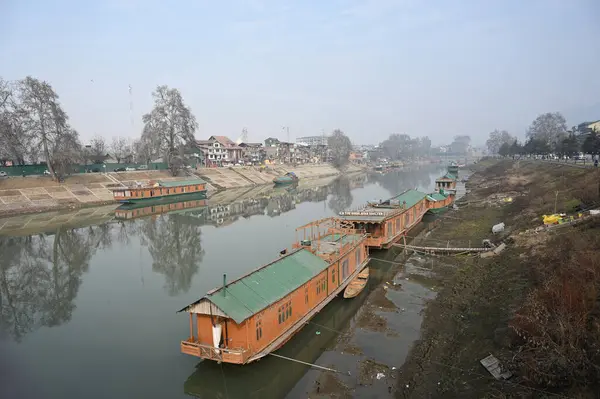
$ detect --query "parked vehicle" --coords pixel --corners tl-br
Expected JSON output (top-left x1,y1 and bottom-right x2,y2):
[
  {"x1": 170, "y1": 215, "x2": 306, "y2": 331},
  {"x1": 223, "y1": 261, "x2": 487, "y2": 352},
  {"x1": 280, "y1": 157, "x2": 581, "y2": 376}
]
[
  {"x1": 137, "y1": 165, "x2": 148, "y2": 170},
  {"x1": 91, "y1": 168, "x2": 101, "y2": 173},
  {"x1": 43, "y1": 170, "x2": 51, "y2": 175},
  {"x1": 0, "y1": 171, "x2": 7, "y2": 178},
  {"x1": 114, "y1": 167, "x2": 126, "y2": 172},
  {"x1": 125, "y1": 167, "x2": 136, "y2": 171}
]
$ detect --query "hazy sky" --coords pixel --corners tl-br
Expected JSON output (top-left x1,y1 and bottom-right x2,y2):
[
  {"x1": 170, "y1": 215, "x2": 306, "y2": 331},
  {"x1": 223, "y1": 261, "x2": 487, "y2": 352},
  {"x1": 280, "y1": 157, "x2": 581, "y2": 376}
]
[{"x1": 1, "y1": 0, "x2": 599, "y2": 145}]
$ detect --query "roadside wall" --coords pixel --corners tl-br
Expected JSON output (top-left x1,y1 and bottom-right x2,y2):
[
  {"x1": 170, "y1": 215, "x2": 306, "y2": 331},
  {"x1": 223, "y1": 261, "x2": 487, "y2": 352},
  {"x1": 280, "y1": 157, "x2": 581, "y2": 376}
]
[{"x1": 0, "y1": 163, "x2": 364, "y2": 215}]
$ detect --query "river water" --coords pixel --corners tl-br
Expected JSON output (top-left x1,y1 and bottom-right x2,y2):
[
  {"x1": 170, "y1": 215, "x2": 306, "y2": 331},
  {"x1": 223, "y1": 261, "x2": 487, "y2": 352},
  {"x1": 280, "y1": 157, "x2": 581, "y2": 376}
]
[{"x1": 0, "y1": 165, "x2": 446, "y2": 399}]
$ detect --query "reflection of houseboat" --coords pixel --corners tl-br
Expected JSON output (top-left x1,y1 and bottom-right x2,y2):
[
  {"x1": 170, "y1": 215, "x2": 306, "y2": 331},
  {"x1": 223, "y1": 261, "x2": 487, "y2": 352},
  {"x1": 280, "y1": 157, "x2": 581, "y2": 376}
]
[
  {"x1": 178, "y1": 217, "x2": 370, "y2": 364},
  {"x1": 337, "y1": 189, "x2": 429, "y2": 249},
  {"x1": 111, "y1": 179, "x2": 207, "y2": 204},
  {"x1": 113, "y1": 199, "x2": 208, "y2": 220},
  {"x1": 273, "y1": 172, "x2": 299, "y2": 185}
]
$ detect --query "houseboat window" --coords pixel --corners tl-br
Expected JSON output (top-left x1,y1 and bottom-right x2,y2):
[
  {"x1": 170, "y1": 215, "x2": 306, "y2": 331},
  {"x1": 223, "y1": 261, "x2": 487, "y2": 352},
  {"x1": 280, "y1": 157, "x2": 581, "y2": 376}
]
[
  {"x1": 387, "y1": 222, "x2": 392, "y2": 237},
  {"x1": 413, "y1": 207, "x2": 417, "y2": 220},
  {"x1": 256, "y1": 320, "x2": 262, "y2": 340},
  {"x1": 404, "y1": 213, "x2": 409, "y2": 226},
  {"x1": 396, "y1": 218, "x2": 401, "y2": 232},
  {"x1": 332, "y1": 268, "x2": 336, "y2": 283},
  {"x1": 355, "y1": 249, "x2": 361, "y2": 265},
  {"x1": 322, "y1": 278, "x2": 326, "y2": 293},
  {"x1": 316, "y1": 282, "x2": 320, "y2": 295},
  {"x1": 278, "y1": 307, "x2": 283, "y2": 324},
  {"x1": 305, "y1": 287, "x2": 308, "y2": 304}
]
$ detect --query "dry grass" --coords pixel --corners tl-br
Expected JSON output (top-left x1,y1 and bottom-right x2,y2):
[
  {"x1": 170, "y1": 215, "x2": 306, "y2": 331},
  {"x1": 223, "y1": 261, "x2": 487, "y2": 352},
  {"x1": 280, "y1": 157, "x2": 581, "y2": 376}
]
[{"x1": 395, "y1": 159, "x2": 600, "y2": 398}]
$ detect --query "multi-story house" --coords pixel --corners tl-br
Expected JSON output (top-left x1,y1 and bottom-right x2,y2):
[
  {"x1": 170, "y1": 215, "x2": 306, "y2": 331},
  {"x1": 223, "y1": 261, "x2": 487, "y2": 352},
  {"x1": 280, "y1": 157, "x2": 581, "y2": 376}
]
[
  {"x1": 238, "y1": 142, "x2": 264, "y2": 164},
  {"x1": 195, "y1": 136, "x2": 243, "y2": 166},
  {"x1": 296, "y1": 135, "x2": 328, "y2": 146}
]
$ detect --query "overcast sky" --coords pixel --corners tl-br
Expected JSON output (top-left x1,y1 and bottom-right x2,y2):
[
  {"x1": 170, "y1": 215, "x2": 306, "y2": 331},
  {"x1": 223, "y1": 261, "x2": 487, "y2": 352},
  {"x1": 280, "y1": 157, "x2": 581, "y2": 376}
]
[{"x1": 2, "y1": 0, "x2": 599, "y2": 146}]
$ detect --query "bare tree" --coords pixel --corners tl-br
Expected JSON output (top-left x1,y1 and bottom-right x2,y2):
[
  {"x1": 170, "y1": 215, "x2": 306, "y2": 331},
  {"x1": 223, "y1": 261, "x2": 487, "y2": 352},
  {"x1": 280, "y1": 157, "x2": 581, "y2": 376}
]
[
  {"x1": 0, "y1": 78, "x2": 30, "y2": 164},
  {"x1": 89, "y1": 135, "x2": 107, "y2": 158},
  {"x1": 327, "y1": 129, "x2": 352, "y2": 169},
  {"x1": 486, "y1": 129, "x2": 514, "y2": 154},
  {"x1": 17, "y1": 77, "x2": 70, "y2": 178},
  {"x1": 527, "y1": 112, "x2": 568, "y2": 146},
  {"x1": 142, "y1": 85, "x2": 198, "y2": 175},
  {"x1": 51, "y1": 129, "x2": 82, "y2": 177},
  {"x1": 110, "y1": 136, "x2": 130, "y2": 163}
]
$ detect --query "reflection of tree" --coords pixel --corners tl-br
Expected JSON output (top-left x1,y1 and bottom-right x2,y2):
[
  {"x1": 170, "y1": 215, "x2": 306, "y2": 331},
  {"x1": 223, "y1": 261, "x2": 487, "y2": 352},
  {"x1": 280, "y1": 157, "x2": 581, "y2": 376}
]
[
  {"x1": 140, "y1": 214, "x2": 204, "y2": 296},
  {"x1": 0, "y1": 226, "x2": 100, "y2": 342},
  {"x1": 328, "y1": 177, "x2": 353, "y2": 214}
]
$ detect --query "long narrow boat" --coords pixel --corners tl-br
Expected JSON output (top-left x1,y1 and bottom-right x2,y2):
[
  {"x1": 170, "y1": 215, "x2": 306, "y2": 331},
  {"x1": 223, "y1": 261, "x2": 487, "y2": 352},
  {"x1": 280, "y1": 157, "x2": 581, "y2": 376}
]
[
  {"x1": 343, "y1": 267, "x2": 369, "y2": 298},
  {"x1": 447, "y1": 162, "x2": 459, "y2": 175},
  {"x1": 435, "y1": 172, "x2": 457, "y2": 191},
  {"x1": 426, "y1": 189, "x2": 455, "y2": 215},
  {"x1": 273, "y1": 172, "x2": 299, "y2": 185},
  {"x1": 111, "y1": 178, "x2": 207, "y2": 204},
  {"x1": 178, "y1": 217, "x2": 370, "y2": 364}
]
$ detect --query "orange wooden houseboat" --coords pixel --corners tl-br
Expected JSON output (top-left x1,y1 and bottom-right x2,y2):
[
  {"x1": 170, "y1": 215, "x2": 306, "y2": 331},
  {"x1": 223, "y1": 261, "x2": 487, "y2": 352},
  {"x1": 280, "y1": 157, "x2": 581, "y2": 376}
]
[
  {"x1": 178, "y1": 217, "x2": 370, "y2": 364},
  {"x1": 435, "y1": 172, "x2": 457, "y2": 192},
  {"x1": 111, "y1": 179, "x2": 207, "y2": 204},
  {"x1": 337, "y1": 189, "x2": 430, "y2": 249}
]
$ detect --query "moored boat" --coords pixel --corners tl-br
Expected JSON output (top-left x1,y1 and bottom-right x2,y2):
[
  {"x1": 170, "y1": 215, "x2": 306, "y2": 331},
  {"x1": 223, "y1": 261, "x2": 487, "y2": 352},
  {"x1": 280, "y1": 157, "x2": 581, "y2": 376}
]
[
  {"x1": 111, "y1": 179, "x2": 207, "y2": 204},
  {"x1": 447, "y1": 162, "x2": 459, "y2": 175},
  {"x1": 337, "y1": 189, "x2": 430, "y2": 249},
  {"x1": 273, "y1": 172, "x2": 299, "y2": 185},
  {"x1": 114, "y1": 198, "x2": 208, "y2": 220},
  {"x1": 178, "y1": 217, "x2": 370, "y2": 365},
  {"x1": 343, "y1": 267, "x2": 369, "y2": 298}
]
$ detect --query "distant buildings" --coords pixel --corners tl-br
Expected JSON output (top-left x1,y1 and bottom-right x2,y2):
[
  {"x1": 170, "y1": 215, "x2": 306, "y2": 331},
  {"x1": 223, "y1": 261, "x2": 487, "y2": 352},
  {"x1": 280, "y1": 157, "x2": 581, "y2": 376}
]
[
  {"x1": 195, "y1": 136, "x2": 243, "y2": 166},
  {"x1": 296, "y1": 135, "x2": 328, "y2": 146}
]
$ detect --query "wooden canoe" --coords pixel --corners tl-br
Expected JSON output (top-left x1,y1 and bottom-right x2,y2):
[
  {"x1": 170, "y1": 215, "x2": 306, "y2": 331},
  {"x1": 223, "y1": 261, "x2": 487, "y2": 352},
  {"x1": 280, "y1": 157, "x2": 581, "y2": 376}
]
[{"x1": 343, "y1": 267, "x2": 369, "y2": 298}]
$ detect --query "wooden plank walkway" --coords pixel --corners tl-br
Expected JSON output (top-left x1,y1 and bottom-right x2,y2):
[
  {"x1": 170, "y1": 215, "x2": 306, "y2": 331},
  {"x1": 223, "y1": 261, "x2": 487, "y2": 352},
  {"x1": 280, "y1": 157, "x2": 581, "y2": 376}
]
[{"x1": 391, "y1": 243, "x2": 489, "y2": 253}]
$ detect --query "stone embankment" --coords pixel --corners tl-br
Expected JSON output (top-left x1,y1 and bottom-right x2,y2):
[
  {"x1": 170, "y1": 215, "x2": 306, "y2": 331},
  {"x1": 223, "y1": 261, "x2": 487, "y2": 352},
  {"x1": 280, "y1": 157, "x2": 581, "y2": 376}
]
[{"x1": 0, "y1": 163, "x2": 364, "y2": 216}]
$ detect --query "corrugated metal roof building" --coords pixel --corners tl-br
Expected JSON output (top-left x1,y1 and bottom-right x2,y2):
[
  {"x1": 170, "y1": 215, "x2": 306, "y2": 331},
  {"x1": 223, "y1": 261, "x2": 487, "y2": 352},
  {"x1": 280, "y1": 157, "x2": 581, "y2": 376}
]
[{"x1": 181, "y1": 248, "x2": 330, "y2": 323}]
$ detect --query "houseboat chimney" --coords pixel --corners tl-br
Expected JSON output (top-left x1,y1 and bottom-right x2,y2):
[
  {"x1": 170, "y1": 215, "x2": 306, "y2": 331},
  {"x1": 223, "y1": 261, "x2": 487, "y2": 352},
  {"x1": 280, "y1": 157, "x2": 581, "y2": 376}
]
[{"x1": 223, "y1": 274, "x2": 227, "y2": 297}]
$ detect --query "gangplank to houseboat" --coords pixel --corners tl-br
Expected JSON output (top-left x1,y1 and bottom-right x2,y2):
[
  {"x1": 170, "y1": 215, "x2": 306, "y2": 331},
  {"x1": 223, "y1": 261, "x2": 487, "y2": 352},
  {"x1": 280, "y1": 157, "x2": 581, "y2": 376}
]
[
  {"x1": 111, "y1": 179, "x2": 207, "y2": 204},
  {"x1": 178, "y1": 217, "x2": 370, "y2": 365}
]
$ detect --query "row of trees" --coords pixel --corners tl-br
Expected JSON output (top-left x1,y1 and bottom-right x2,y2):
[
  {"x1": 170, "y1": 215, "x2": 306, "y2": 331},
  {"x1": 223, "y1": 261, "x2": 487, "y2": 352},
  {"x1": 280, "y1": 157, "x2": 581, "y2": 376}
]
[
  {"x1": 377, "y1": 134, "x2": 472, "y2": 160},
  {"x1": 487, "y1": 112, "x2": 600, "y2": 158},
  {"x1": 0, "y1": 76, "x2": 165, "y2": 177}
]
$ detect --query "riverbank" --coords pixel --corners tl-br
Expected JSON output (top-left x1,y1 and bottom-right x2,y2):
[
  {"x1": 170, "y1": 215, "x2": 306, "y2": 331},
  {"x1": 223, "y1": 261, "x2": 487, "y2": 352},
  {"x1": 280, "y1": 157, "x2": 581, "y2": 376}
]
[
  {"x1": 393, "y1": 159, "x2": 600, "y2": 398},
  {"x1": 0, "y1": 163, "x2": 365, "y2": 217}
]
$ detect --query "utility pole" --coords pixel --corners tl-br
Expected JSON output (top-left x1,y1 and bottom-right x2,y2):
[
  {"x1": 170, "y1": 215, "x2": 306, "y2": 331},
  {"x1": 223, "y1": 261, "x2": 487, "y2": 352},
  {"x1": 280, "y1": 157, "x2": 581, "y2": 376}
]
[{"x1": 282, "y1": 126, "x2": 290, "y2": 163}]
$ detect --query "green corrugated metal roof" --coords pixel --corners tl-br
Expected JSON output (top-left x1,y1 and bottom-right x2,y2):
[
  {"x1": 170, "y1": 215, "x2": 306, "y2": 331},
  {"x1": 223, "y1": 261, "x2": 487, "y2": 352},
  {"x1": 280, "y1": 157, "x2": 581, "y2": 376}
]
[
  {"x1": 159, "y1": 179, "x2": 206, "y2": 187},
  {"x1": 389, "y1": 189, "x2": 427, "y2": 208},
  {"x1": 436, "y1": 172, "x2": 457, "y2": 181},
  {"x1": 203, "y1": 249, "x2": 330, "y2": 323},
  {"x1": 427, "y1": 192, "x2": 447, "y2": 201}
]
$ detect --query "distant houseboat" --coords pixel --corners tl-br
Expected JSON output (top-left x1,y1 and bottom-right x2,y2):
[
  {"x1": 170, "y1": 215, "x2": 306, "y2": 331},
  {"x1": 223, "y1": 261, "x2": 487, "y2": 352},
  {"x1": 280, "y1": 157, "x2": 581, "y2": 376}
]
[
  {"x1": 178, "y1": 217, "x2": 370, "y2": 364},
  {"x1": 435, "y1": 172, "x2": 457, "y2": 191},
  {"x1": 273, "y1": 172, "x2": 299, "y2": 185},
  {"x1": 447, "y1": 162, "x2": 459, "y2": 175},
  {"x1": 111, "y1": 179, "x2": 207, "y2": 204},
  {"x1": 337, "y1": 189, "x2": 429, "y2": 249}
]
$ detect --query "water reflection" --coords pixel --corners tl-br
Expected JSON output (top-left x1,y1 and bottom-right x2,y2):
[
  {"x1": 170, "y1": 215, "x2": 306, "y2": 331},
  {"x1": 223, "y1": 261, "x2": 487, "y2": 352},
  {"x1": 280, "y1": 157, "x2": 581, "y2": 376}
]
[
  {"x1": 328, "y1": 177, "x2": 353, "y2": 214},
  {"x1": 139, "y1": 214, "x2": 205, "y2": 296},
  {"x1": 0, "y1": 226, "x2": 107, "y2": 341}
]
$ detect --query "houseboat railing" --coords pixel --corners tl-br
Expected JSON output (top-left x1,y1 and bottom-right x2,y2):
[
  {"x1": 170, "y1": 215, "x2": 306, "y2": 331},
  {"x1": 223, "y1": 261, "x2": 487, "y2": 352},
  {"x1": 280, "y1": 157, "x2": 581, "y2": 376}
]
[{"x1": 180, "y1": 339, "x2": 250, "y2": 363}]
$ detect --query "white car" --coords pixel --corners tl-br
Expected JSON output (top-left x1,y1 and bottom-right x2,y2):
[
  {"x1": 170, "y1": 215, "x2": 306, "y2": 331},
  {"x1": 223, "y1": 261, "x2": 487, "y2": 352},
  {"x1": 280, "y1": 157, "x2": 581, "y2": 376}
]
[
  {"x1": 125, "y1": 167, "x2": 136, "y2": 171},
  {"x1": 0, "y1": 171, "x2": 7, "y2": 178}
]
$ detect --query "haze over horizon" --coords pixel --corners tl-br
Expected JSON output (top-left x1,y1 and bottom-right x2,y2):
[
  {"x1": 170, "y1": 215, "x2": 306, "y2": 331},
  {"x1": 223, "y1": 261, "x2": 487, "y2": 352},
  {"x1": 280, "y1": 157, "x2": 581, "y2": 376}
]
[{"x1": 2, "y1": 0, "x2": 599, "y2": 146}]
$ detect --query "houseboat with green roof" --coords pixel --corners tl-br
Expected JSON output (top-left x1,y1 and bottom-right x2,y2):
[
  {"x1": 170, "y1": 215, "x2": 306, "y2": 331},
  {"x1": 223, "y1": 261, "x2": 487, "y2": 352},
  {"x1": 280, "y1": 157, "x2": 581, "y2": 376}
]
[
  {"x1": 178, "y1": 217, "x2": 370, "y2": 364},
  {"x1": 111, "y1": 178, "x2": 207, "y2": 205},
  {"x1": 337, "y1": 189, "x2": 430, "y2": 249}
]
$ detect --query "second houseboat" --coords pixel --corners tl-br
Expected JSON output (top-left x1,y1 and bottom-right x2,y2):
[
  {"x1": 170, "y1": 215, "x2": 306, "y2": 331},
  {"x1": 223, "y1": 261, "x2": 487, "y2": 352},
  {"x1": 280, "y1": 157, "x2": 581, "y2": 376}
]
[
  {"x1": 178, "y1": 217, "x2": 370, "y2": 364},
  {"x1": 337, "y1": 189, "x2": 430, "y2": 249},
  {"x1": 111, "y1": 179, "x2": 207, "y2": 205}
]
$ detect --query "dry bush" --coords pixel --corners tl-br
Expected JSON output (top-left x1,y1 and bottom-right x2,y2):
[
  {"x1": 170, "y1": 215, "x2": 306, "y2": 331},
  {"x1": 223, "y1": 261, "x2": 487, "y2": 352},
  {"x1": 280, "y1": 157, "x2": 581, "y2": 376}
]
[{"x1": 510, "y1": 218, "x2": 600, "y2": 389}]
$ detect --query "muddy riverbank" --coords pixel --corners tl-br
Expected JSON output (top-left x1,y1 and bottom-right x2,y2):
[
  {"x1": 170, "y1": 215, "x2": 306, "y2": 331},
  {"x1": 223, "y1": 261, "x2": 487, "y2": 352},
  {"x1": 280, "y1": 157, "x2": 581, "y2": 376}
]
[{"x1": 394, "y1": 159, "x2": 600, "y2": 398}]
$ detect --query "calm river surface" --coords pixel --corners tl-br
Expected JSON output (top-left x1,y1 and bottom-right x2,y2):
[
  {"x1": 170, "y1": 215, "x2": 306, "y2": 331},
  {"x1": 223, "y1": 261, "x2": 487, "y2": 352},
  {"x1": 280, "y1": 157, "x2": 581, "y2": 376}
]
[{"x1": 0, "y1": 165, "x2": 445, "y2": 399}]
